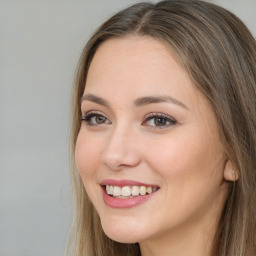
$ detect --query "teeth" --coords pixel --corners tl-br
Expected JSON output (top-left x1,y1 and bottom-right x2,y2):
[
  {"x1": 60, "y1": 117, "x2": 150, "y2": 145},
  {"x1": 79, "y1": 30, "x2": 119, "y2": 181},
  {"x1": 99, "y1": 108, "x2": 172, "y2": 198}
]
[
  {"x1": 122, "y1": 186, "x2": 131, "y2": 196},
  {"x1": 106, "y1": 185, "x2": 110, "y2": 194},
  {"x1": 113, "y1": 186, "x2": 121, "y2": 196},
  {"x1": 139, "y1": 186, "x2": 146, "y2": 195},
  {"x1": 106, "y1": 185, "x2": 111, "y2": 194},
  {"x1": 105, "y1": 185, "x2": 158, "y2": 197},
  {"x1": 146, "y1": 187, "x2": 152, "y2": 194},
  {"x1": 132, "y1": 186, "x2": 140, "y2": 196}
]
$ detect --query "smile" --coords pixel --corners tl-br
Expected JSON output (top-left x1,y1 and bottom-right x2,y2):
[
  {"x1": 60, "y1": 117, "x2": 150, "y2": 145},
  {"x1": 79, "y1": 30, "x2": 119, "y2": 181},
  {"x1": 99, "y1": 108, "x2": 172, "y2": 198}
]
[
  {"x1": 106, "y1": 185, "x2": 158, "y2": 198},
  {"x1": 100, "y1": 180, "x2": 160, "y2": 208}
]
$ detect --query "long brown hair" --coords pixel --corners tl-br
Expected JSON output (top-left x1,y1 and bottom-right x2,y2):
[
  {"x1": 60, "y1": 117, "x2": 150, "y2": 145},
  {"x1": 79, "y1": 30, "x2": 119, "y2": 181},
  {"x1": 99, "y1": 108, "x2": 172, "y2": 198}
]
[{"x1": 67, "y1": 1, "x2": 256, "y2": 255}]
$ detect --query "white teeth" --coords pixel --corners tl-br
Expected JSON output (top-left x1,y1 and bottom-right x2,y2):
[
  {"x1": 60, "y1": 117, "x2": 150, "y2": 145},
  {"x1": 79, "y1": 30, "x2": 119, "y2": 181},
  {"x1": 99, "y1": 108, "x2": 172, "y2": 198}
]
[
  {"x1": 146, "y1": 187, "x2": 152, "y2": 194},
  {"x1": 105, "y1": 185, "x2": 158, "y2": 197},
  {"x1": 131, "y1": 186, "x2": 140, "y2": 196},
  {"x1": 106, "y1": 185, "x2": 110, "y2": 194},
  {"x1": 106, "y1": 185, "x2": 114, "y2": 195},
  {"x1": 113, "y1": 186, "x2": 121, "y2": 196},
  {"x1": 121, "y1": 186, "x2": 131, "y2": 196},
  {"x1": 139, "y1": 186, "x2": 146, "y2": 195}
]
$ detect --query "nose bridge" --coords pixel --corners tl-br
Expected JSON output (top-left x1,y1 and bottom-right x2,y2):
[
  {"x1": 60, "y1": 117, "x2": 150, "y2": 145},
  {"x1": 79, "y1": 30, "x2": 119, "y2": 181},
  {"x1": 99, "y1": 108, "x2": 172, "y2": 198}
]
[{"x1": 101, "y1": 122, "x2": 140, "y2": 170}]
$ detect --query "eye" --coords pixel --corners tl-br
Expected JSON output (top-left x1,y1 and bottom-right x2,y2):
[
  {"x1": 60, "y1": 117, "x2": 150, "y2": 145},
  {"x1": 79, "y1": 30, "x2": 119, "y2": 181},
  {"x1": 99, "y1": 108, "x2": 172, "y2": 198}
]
[
  {"x1": 81, "y1": 111, "x2": 111, "y2": 126},
  {"x1": 143, "y1": 113, "x2": 177, "y2": 128}
]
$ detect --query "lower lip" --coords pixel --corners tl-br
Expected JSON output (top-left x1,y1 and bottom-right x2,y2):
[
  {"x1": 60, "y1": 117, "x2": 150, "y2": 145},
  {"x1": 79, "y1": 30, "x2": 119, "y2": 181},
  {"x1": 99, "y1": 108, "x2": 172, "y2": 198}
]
[{"x1": 102, "y1": 186, "x2": 157, "y2": 208}]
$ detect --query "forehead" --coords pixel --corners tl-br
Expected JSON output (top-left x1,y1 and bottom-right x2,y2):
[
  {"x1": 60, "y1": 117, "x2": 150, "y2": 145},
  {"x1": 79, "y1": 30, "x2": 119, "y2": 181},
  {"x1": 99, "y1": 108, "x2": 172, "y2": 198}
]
[
  {"x1": 88, "y1": 36, "x2": 182, "y2": 76},
  {"x1": 85, "y1": 36, "x2": 195, "y2": 99}
]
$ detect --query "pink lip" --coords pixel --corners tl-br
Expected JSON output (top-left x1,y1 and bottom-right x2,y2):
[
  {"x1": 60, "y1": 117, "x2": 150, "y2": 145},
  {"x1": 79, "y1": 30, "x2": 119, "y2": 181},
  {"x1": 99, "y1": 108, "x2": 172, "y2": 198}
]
[
  {"x1": 101, "y1": 187, "x2": 157, "y2": 208},
  {"x1": 100, "y1": 179, "x2": 158, "y2": 187},
  {"x1": 100, "y1": 179, "x2": 159, "y2": 209}
]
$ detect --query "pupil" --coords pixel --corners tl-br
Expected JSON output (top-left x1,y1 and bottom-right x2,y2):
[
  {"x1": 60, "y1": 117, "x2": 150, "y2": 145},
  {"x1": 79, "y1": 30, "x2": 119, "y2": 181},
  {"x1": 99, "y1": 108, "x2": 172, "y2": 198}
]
[
  {"x1": 96, "y1": 116, "x2": 105, "y2": 124},
  {"x1": 155, "y1": 118, "x2": 166, "y2": 126}
]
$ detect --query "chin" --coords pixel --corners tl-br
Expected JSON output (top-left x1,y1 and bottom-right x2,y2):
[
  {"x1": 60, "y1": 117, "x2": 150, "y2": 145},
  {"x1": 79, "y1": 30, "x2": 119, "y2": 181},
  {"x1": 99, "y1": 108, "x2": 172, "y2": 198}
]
[
  {"x1": 100, "y1": 217, "x2": 145, "y2": 243},
  {"x1": 105, "y1": 232, "x2": 139, "y2": 244}
]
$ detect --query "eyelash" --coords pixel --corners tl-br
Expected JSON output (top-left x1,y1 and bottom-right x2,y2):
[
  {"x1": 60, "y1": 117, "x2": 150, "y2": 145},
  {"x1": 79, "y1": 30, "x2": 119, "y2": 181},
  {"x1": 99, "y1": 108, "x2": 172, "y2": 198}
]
[
  {"x1": 81, "y1": 111, "x2": 177, "y2": 128},
  {"x1": 81, "y1": 111, "x2": 111, "y2": 126},
  {"x1": 143, "y1": 113, "x2": 177, "y2": 128}
]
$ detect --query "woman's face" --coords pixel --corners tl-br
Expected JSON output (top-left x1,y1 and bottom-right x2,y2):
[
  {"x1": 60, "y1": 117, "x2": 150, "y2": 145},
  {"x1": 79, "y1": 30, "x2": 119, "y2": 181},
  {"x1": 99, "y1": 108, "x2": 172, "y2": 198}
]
[{"x1": 75, "y1": 36, "x2": 229, "y2": 245}]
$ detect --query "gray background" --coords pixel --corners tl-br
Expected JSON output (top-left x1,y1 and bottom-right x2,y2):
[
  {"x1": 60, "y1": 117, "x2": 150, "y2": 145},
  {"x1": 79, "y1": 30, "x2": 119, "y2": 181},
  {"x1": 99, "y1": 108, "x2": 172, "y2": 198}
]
[{"x1": 0, "y1": 1, "x2": 255, "y2": 256}]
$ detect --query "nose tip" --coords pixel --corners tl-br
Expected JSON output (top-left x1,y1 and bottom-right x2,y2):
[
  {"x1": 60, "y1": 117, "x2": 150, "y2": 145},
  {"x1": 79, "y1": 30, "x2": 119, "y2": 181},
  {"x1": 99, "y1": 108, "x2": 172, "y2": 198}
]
[
  {"x1": 102, "y1": 151, "x2": 141, "y2": 171},
  {"x1": 101, "y1": 131, "x2": 141, "y2": 171}
]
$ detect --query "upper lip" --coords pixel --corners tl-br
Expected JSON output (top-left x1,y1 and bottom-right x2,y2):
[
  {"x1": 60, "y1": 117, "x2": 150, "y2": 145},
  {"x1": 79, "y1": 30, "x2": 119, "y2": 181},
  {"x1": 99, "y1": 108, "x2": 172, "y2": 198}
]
[{"x1": 100, "y1": 179, "x2": 159, "y2": 187}]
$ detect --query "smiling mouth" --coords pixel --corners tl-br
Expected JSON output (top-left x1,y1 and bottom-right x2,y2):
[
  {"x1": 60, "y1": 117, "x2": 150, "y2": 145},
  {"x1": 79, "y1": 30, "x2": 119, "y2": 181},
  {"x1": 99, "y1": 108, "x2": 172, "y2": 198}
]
[{"x1": 104, "y1": 185, "x2": 159, "y2": 198}]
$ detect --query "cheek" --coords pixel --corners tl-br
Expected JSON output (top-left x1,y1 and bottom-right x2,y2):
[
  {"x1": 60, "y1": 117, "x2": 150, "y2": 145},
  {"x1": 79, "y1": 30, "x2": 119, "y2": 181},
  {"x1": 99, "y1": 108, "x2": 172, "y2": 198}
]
[
  {"x1": 143, "y1": 129, "x2": 223, "y2": 187},
  {"x1": 75, "y1": 131, "x2": 102, "y2": 179},
  {"x1": 75, "y1": 131, "x2": 105, "y2": 208},
  {"x1": 142, "y1": 131, "x2": 226, "y2": 224}
]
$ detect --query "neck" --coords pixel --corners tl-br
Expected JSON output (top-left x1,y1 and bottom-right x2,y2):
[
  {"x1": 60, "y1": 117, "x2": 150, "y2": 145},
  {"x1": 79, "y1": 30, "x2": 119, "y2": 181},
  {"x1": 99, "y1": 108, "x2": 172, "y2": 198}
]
[{"x1": 139, "y1": 223, "x2": 215, "y2": 256}]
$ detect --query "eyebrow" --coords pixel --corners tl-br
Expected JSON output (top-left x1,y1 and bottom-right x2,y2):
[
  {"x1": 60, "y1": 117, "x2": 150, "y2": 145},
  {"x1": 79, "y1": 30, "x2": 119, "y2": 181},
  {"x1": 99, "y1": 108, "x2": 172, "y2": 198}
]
[
  {"x1": 134, "y1": 96, "x2": 188, "y2": 109},
  {"x1": 81, "y1": 94, "x2": 110, "y2": 107},
  {"x1": 81, "y1": 94, "x2": 188, "y2": 110}
]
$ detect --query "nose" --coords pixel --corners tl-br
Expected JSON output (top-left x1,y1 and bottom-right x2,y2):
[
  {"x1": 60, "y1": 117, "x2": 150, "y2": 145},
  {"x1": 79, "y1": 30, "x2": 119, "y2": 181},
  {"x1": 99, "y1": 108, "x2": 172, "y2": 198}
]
[{"x1": 101, "y1": 125, "x2": 141, "y2": 171}]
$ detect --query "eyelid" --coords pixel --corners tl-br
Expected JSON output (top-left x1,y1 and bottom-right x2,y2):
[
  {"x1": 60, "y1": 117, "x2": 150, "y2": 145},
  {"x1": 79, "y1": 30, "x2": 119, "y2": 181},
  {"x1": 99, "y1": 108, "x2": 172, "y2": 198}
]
[
  {"x1": 144, "y1": 112, "x2": 176, "y2": 121},
  {"x1": 81, "y1": 110, "x2": 105, "y2": 118},
  {"x1": 143, "y1": 112, "x2": 177, "y2": 128},
  {"x1": 81, "y1": 110, "x2": 111, "y2": 125}
]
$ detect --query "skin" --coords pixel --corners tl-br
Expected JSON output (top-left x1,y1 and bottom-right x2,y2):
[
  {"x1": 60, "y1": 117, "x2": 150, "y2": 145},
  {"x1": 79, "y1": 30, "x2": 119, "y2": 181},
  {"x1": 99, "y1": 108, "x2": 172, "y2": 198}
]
[{"x1": 75, "y1": 36, "x2": 234, "y2": 256}]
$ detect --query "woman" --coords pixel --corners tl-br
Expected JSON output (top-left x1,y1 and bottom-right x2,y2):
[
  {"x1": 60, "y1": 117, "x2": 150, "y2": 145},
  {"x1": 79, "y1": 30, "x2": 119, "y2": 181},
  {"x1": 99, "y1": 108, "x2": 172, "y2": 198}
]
[{"x1": 68, "y1": 1, "x2": 256, "y2": 255}]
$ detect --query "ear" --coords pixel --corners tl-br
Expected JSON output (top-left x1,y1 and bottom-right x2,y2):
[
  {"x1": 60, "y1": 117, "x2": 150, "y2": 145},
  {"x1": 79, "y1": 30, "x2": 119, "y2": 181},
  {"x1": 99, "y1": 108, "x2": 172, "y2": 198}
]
[{"x1": 223, "y1": 160, "x2": 239, "y2": 181}]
